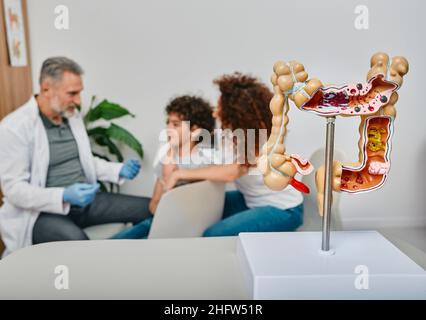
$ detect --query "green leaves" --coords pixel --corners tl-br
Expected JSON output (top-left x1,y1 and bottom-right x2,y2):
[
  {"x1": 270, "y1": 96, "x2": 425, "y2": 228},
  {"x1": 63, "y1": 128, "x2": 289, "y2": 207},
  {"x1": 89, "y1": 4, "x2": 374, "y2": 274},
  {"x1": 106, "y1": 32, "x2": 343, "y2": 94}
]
[
  {"x1": 107, "y1": 123, "x2": 144, "y2": 158},
  {"x1": 84, "y1": 96, "x2": 143, "y2": 193},
  {"x1": 85, "y1": 95, "x2": 143, "y2": 173},
  {"x1": 84, "y1": 99, "x2": 135, "y2": 123},
  {"x1": 87, "y1": 124, "x2": 143, "y2": 161}
]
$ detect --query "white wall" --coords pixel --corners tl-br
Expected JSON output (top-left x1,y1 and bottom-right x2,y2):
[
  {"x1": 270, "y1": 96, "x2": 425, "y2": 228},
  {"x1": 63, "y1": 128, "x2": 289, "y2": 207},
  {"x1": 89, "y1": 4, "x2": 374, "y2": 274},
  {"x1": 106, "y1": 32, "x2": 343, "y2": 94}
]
[{"x1": 26, "y1": 0, "x2": 426, "y2": 228}]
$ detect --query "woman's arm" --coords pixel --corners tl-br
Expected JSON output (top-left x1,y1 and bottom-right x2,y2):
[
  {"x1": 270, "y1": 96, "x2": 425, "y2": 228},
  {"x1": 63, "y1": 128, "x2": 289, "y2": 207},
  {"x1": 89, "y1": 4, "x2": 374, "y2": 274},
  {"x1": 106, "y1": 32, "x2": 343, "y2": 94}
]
[{"x1": 164, "y1": 164, "x2": 248, "y2": 190}]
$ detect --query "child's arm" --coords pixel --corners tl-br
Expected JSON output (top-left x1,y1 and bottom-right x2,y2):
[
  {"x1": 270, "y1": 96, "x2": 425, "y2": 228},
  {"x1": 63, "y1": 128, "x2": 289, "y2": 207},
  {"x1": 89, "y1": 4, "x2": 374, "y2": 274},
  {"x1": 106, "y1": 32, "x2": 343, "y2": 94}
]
[
  {"x1": 164, "y1": 164, "x2": 248, "y2": 190},
  {"x1": 161, "y1": 147, "x2": 178, "y2": 182},
  {"x1": 150, "y1": 149, "x2": 178, "y2": 214},
  {"x1": 149, "y1": 178, "x2": 164, "y2": 214},
  {"x1": 162, "y1": 162, "x2": 177, "y2": 183}
]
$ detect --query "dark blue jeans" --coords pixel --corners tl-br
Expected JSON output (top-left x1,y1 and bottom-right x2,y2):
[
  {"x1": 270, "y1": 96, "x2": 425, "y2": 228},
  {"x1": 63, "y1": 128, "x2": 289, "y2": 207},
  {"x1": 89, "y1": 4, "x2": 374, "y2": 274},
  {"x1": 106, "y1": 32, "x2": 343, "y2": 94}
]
[
  {"x1": 110, "y1": 215, "x2": 153, "y2": 239},
  {"x1": 111, "y1": 190, "x2": 303, "y2": 239},
  {"x1": 203, "y1": 190, "x2": 303, "y2": 237},
  {"x1": 33, "y1": 192, "x2": 151, "y2": 244}
]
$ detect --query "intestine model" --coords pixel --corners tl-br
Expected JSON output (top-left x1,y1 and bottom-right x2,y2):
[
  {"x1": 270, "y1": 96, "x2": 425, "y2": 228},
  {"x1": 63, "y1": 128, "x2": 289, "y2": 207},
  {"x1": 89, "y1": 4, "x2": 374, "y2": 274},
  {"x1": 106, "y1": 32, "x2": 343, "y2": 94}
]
[
  {"x1": 258, "y1": 52, "x2": 409, "y2": 215},
  {"x1": 257, "y1": 61, "x2": 315, "y2": 194}
]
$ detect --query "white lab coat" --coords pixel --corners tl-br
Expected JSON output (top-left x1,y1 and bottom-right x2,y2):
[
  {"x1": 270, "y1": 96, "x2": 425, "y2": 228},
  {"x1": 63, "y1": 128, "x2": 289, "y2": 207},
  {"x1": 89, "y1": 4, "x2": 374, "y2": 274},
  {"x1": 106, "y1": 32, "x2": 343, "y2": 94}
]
[{"x1": 0, "y1": 97, "x2": 124, "y2": 257}]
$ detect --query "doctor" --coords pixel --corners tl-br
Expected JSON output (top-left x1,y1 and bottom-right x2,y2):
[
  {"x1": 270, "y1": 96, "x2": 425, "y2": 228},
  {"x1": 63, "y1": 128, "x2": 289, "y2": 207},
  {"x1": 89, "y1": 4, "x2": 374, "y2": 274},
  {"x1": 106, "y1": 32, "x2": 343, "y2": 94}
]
[{"x1": 0, "y1": 57, "x2": 150, "y2": 257}]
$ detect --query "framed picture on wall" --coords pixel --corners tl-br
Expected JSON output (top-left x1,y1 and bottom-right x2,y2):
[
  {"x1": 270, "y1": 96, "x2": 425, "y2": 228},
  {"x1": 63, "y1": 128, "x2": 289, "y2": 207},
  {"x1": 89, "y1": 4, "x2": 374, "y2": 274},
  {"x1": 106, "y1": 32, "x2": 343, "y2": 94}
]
[{"x1": 2, "y1": 0, "x2": 28, "y2": 67}]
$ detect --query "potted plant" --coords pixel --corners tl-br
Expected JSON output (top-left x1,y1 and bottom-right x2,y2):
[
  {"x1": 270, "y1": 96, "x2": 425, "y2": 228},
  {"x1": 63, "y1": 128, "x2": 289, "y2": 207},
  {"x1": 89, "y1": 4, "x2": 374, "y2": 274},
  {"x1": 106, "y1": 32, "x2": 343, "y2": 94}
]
[{"x1": 81, "y1": 96, "x2": 143, "y2": 192}]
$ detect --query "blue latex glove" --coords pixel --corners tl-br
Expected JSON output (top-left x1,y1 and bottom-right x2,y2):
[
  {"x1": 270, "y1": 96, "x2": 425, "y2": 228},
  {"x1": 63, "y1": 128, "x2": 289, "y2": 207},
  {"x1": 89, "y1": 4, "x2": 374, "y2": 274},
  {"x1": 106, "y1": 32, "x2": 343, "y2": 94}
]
[
  {"x1": 63, "y1": 183, "x2": 100, "y2": 208},
  {"x1": 119, "y1": 159, "x2": 141, "y2": 180}
]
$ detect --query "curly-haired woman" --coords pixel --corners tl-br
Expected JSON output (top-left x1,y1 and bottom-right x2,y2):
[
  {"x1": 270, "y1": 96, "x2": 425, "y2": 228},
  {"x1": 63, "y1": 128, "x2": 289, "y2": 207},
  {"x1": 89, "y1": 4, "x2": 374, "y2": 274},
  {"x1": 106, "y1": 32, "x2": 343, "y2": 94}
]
[{"x1": 165, "y1": 73, "x2": 304, "y2": 236}]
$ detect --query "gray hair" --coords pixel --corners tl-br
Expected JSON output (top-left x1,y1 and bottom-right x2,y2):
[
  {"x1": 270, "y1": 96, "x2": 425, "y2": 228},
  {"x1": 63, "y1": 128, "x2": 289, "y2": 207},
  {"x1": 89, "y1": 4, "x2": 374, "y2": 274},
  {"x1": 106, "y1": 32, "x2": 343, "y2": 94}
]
[{"x1": 39, "y1": 56, "x2": 84, "y2": 84}]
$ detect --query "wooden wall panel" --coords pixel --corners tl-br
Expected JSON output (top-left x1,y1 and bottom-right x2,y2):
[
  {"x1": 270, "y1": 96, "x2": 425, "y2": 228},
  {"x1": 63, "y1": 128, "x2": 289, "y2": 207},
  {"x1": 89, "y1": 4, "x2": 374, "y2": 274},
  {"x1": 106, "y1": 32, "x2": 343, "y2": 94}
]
[
  {"x1": 0, "y1": 0, "x2": 33, "y2": 256},
  {"x1": 0, "y1": 0, "x2": 32, "y2": 120}
]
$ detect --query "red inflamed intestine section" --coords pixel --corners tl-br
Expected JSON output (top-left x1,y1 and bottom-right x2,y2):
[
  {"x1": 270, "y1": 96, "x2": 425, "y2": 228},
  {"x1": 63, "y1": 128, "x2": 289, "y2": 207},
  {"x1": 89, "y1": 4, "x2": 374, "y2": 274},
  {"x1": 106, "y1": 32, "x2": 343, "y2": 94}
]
[
  {"x1": 340, "y1": 116, "x2": 392, "y2": 193},
  {"x1": 301, "y1": 75, "x2": 397, "y2": 116}
]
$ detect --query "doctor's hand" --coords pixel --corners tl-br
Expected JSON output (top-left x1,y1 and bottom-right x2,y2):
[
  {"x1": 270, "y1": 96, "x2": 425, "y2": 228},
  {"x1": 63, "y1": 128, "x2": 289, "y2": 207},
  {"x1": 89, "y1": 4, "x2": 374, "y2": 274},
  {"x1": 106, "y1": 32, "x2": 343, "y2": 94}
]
[
  {"x1": 119, "y1": 159, "x2": 141, "y2": 180},
  {"x1": 63, "y1": 183, "x2": 100, "y2": 208}
]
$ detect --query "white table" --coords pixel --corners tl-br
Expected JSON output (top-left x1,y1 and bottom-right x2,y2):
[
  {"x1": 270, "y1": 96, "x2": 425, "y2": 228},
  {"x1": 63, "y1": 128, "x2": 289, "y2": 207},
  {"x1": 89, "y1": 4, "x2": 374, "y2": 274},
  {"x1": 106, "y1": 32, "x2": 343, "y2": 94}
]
[{"x1": 0, "y1": 233, "x2": 425, "y2": 299}]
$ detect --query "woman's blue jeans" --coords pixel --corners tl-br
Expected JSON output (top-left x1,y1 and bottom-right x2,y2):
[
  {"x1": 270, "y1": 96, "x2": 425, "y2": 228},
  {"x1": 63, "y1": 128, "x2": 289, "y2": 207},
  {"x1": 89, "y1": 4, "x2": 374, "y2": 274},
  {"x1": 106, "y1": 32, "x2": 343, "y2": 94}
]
[
  {"x1": 203, "y1": 190, "x2": 303, "y2": 237},
  {"x1": 111, "y1": 190, "x2": 303, "y2": 239}
]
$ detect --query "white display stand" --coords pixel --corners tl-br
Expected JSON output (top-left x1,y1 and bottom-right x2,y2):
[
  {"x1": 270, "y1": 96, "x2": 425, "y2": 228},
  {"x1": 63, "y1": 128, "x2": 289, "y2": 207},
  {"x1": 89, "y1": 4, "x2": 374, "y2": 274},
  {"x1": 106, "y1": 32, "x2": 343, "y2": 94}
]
[{"x1": 237, "y1": 231, "x2": 426, "y2": 299}]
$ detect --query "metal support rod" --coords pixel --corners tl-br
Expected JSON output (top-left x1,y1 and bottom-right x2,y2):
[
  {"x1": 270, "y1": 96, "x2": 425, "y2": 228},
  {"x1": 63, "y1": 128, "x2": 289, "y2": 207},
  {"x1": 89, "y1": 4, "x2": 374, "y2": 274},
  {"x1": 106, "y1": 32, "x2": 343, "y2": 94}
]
[{"x1": 321, "y1": 116, "x2": 336, "y2": 252}]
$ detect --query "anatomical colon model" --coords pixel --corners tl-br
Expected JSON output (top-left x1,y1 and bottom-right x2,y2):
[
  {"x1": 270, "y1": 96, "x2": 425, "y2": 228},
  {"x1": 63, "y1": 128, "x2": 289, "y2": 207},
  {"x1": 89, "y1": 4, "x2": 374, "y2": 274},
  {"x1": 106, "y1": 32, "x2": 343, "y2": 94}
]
[{"x1": 258, "y1": 52, "x2": 409, "y2": 215}]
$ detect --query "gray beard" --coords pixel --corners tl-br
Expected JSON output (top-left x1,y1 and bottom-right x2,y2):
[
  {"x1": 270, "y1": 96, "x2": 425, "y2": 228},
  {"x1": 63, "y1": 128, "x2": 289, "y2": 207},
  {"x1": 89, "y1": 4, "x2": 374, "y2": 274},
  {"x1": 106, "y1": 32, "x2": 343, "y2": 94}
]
[{"x1": 60, "y1": 109, "x2": 75, "y2": 119}]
